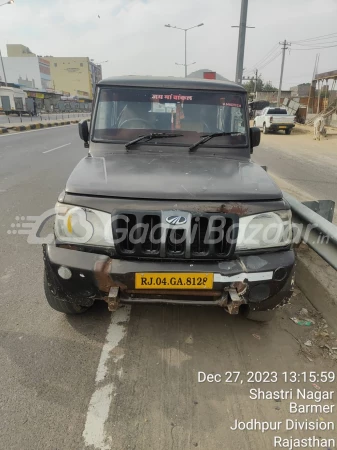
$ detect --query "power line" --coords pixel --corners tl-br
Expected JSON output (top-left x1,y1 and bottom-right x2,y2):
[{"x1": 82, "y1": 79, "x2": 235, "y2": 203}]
[
  {"x1": 293, "y1": 40, "x2": 337, "y2": 46},
  {"x1": 292, "y1": 32, "x2": 337, "y2": 43},
  {"x1": 291, "y1": 44, "x2": 337, "y2": 50},
  {"x1": 252, "y1": 44, "x2": 279, "y2": 67},
  {"x1": 245, "y1": 43, "x2": 279, "y2": 73},
  {"x1": 259, "y1": 51, "x2": 282, "y2": 70}
]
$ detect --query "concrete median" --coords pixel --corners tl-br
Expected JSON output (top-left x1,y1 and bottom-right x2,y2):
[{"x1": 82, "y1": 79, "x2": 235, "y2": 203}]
[{"x1": 3, "y1": 118, "x2": 88, "y2": 133}]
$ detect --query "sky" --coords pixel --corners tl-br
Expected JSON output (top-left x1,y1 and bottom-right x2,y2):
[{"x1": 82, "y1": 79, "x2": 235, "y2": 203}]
[{"x1": 0, "y1": 0, "x2": 337, "y2": 89}]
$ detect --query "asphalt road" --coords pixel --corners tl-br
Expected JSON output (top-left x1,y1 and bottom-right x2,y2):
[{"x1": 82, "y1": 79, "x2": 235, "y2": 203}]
[{"x1": 0, "y1": 126, "x2": 336, "y2": 450}]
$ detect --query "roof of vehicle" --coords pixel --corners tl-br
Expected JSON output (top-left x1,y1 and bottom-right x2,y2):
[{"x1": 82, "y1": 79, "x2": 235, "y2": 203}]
[{"x1": 97, "y1": 75, "x2": 246, "y2": 92}]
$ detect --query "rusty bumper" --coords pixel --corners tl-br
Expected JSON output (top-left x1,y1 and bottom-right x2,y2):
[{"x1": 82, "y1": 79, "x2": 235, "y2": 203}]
[{"x1": 43, "y1": 245, "x2": 295, "y2": 314}]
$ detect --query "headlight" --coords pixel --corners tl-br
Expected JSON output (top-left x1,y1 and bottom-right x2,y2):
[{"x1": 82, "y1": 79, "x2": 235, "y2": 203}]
[
  {"x1": 54, "y1": 203, "x2": 114, "y2": 246},
  {"x1": 236, "y1": 210, "x2": 292, "y2": 250}
]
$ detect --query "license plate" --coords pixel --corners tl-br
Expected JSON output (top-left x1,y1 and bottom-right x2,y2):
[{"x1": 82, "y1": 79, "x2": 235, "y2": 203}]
[
  {"x1": 279, "y1": 126, "x2": 287, "y2": 129},
  {"x1": 135, "y1": 273, "x2": 214, "y2": 289}
]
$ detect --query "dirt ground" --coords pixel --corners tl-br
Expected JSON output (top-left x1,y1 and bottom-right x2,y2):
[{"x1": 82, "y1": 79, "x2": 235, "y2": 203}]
[{"x1": 252, "y1": 123, "x2": 337, "y2": 223}]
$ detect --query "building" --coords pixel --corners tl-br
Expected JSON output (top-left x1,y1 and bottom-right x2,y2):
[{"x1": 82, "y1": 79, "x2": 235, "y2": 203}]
[
  {"x1": 0, "y1": 56, "x2": 53, "y2": 90},
  {"x1": 89, "y1": 61, "x2": 102, "y2": 98},
  {"x1": 44, "y1": 56, "x2": 91, "y2": 98},
  {"x1": 7, "y1": 44, "x2": 36, "y2": 58},
  {"x1": 290, "y1": 83, "x2": 310, "y2": 97},
  {"x1": 3, "y1": 45, "x2": 53, "y2": 91},
  {"x1": 39, "y1": 57, "x2": 53, "y2": 91},
  {"x1": 6, "y1": 44, "x2": 102, "y2": 100},
  {"x1": 44, "y1": 57, "x2": 102, "y2": 99}
]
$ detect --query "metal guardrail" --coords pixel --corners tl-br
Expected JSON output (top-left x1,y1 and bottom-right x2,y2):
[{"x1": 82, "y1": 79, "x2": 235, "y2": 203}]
[
  {"x1": 1, "y1": 112, "x2": 90, "y2": 123},
  {"x1": 284, "y1": 192, "x2": 337, "y2": 270}
]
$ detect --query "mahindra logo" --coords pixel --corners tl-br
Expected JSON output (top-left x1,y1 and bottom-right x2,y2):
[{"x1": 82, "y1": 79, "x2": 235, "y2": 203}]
[{"x1": 166, "y1": 215, "x2": 187, "y2": 225}]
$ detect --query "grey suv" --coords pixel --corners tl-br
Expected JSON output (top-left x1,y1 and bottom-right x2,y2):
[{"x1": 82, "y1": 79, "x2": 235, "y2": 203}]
[{"x1": 43, "y1": 76, "x2": 294, "y2": 321}]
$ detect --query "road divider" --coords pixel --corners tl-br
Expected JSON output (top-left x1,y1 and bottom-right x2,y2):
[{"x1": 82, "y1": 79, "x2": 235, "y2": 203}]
[{"x1": 3, "y1": 118, "x2": 89, "y2": 134}]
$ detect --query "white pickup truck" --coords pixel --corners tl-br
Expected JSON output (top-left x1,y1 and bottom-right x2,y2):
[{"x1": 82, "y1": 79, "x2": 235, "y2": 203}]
[{"x1": 253, "y1": 107, "x2": 295, "y2": 135}]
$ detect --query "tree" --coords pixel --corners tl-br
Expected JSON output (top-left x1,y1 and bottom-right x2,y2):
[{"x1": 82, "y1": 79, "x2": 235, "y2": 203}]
[
  {"x1": 262, "y1": 81, "x2": 277, "y2": 92},
  {"x1": 243, "y1": 77, "x2": 278, "y2": 94},
  {"x1": 243, "y1": 77, "x2": 264, "y2": 94}
]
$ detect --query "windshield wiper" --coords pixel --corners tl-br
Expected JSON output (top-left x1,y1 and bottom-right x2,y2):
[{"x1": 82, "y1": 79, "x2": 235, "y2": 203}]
[
  {"x1": 125, "y1": 133, "x2": 183, "y2": 149},
  {"x1": 189, "y1": 132, "x2": 243, "y2": 152}
]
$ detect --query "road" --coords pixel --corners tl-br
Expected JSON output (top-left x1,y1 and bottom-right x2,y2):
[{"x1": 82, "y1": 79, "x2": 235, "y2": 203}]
[{"x1": 0, "y1": 126, "x2": 336, "y2": 450}]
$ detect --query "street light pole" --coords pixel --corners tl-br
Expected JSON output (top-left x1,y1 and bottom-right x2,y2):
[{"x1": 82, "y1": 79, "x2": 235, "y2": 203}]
[
  {"x1": 176, "y1": 62, "x2": 196, "y2": 72},
  {"x1": 165, "y1": 23, "x2": 204, "y2": 77}
]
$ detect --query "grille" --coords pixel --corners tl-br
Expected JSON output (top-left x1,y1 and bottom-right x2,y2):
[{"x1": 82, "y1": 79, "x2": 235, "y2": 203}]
[
  {"x1": 166, "y1": 228, "x2": 186, "y2": 256},
  {"x1": 112, "y1": 212, "x2": 237, "y2": 260}
]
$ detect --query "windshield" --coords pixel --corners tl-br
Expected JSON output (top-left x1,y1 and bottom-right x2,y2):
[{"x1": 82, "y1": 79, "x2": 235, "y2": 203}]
[{"x1": 92, "y1": 86, "x2": 248, "y2": 147}]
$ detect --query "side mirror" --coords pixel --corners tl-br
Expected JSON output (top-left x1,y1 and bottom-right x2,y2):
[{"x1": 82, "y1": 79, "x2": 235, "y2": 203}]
[
  {"x1": 250, "y1": 126, "x2": 260, "y2": 152},
  {"x1": 79, "y1": 120, "x2": 89, "y2": 148}
]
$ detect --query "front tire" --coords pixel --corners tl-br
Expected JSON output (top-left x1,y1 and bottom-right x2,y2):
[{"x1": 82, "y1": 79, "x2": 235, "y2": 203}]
[
  {"x1": 263, "y1": 123, "x2": 268, "y2": 134},
  {"x1": 44, "y1": 272, "x2": 89, "y2": 314},
  {"x1": 285, "y1": 129, "x2": 292, "y2": 135}
]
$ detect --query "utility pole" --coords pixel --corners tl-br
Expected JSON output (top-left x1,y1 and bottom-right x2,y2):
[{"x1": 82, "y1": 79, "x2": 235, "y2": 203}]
[
  {"x1": 277, "y1": 40, "x2": 291, "y2": 106},
  {"x1": 307, "y1": 54, "x2": 320, "y2": 114},
  {"x1": 184, "y1": 30, "x2": 187, "y2": 78},
  {"x1": 234, "y1": 0, "x2": 249, "y2": 84},
  {"x1": 254, "y1": 68, "x2": 259, "y2": 98}
]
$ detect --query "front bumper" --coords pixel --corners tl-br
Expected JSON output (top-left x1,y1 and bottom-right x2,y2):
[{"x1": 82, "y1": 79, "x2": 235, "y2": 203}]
[{"x1": 43, "y1": 245, "x2": 295, "y2": 313}]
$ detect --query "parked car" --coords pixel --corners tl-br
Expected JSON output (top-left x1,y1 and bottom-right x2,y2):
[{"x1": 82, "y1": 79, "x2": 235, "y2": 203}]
[
  {"x1": 254, "y1": 107, "x2": 296, "y2": 134},
  {"x1": 43, "y1": 76, "x2": 295, "y2": 322}
]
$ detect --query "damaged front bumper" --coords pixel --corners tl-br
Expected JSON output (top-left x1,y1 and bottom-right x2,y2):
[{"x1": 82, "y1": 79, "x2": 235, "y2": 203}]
[{"x1": 43, "y1": 245, "x2": 295, "y2": 314}]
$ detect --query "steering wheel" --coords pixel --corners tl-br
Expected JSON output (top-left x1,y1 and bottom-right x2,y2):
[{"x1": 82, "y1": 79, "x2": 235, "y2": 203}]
[{"x1": 119, "y1": 118, "x2": 154, "y2": 129}]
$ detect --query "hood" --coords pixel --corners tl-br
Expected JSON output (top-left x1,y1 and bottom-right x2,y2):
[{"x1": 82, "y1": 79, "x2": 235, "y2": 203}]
[{"x1": 65, "y1": 153, "x2": 282, "y2": 201}]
